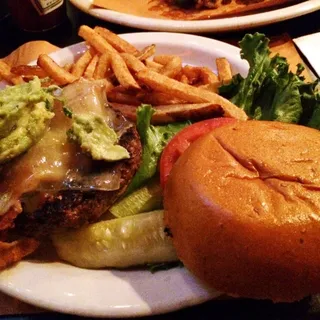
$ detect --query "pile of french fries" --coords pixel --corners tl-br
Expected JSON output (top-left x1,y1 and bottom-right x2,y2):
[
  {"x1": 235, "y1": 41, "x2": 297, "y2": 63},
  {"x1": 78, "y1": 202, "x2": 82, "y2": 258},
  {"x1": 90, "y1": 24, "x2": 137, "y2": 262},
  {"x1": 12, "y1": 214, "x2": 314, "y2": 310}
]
[{"x1": 0, "y1": 25, "x2": 248, "y2": 122}]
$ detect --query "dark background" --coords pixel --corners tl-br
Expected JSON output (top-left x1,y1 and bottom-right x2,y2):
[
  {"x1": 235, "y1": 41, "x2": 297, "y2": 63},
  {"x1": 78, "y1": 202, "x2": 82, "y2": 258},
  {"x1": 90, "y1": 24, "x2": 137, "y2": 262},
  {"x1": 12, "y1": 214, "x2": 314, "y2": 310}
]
[{"x1": 0, "y1": 1, "x2": 320, "y2": 319}]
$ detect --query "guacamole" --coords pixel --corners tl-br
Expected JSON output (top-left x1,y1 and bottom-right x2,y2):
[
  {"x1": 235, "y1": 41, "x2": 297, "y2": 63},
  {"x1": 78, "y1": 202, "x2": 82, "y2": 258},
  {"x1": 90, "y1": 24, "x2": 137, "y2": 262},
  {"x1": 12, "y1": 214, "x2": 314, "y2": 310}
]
[
  {"x1": 0, "y1": 77, "x2": 57, "y2": 164},
  {"x1": 67, "y1": 114, "x2": 130, "y2": 162}
]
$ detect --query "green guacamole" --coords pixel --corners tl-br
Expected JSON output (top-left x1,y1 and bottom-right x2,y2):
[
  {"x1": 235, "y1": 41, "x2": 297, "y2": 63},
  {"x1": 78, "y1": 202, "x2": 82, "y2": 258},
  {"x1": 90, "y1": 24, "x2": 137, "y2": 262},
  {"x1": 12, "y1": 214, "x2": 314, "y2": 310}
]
[
  {"x1": 0, "y1": 77, "x2": 57, "y2": 164},
  {"x1": 67, "y1": 114, "x2": 130, "y2": 162}
]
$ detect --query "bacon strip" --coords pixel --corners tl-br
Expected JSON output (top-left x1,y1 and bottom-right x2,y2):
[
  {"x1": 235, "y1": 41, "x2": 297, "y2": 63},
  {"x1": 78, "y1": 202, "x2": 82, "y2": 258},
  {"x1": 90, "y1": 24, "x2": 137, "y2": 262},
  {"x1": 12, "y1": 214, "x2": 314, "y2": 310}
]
[
  {"x1": 0, "y1": 201, "x2": 22, "y2": 231},
  {"x1": 0, "y1": 238, "x2": 40, "y2": 270}
]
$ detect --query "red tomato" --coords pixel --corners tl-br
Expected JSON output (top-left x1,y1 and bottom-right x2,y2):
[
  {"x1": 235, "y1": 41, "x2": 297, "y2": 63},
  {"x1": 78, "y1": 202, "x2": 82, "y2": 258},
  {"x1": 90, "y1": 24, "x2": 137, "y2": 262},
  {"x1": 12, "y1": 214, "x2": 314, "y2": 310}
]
[{"x1": 160, "y1": 117, "x2": 237, "y2": 188}]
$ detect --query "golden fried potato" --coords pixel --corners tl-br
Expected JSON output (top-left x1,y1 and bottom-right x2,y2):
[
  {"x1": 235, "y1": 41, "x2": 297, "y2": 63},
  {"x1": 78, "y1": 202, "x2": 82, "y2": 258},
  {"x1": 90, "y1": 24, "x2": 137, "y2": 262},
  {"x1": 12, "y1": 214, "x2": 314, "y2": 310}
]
[
  {"x1": 145, "y1": 60, "x2": 163, "y2": 71},
  {"x1": 136, "y1": 44, "x2": 156, "y2": 61},
  {"x1": 37, "y1": 54, "x2": 77, "y2": 85},
  {"x1": 121, "y1": 53, "x2": 146, "y2": 73},
  {"x1": 71, "y1": 48, "x2": 95, "y2": 78},
  {"x1": 11, "y1": 65, "x2": 47, "y2": 78},
  {"x1": 78, "y1": 25, "x2": 118, "y2": 55},
  {"x1": 153, "y1": 55, "x2": 175, "y2": 65},
  {"x1": 84, "y1": 54, "x2": 99, "y2": 79},
  {"x1": 0, "y1": 60, "x2": 24, "y2": 84},
  {"x1": 108, "y1": 90, "x2": 141, "y2": 105},
  {"x1": 136, "y1": 69, "x2": 248, "y2": 120},
  {"x1": 110, "y1": 52, "x2": 140, "y2": 90},
  {"x1": 216, "y1": 57, "x2": 233, "y2": 84},
  {"x1": 160, "y1": 56, "x2": 182, "y2": 78},
  {"x1": 94, "y1": 26, "x2": 138, "y2": 54},
  {"x1": 110, "y1": 102, "x2": 224, "y2": 124},
  {"x1": 93, "y1": 52, "x2": 111, "y2": 79}
]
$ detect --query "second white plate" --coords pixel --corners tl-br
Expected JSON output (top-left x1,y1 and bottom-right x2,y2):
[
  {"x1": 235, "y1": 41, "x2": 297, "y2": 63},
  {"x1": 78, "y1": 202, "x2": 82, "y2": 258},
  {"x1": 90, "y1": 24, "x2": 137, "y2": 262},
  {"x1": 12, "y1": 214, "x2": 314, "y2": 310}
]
[{"x1": 70, "y1": 0, "x2": 320, "y2": 33}]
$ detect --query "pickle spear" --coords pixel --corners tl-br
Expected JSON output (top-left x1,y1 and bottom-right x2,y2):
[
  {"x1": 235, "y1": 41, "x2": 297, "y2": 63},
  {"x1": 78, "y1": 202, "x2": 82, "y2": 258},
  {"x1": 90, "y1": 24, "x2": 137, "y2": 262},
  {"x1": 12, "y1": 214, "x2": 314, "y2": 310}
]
[
  {"x1": 52, "y1": 210, "x2": 177, "y2": 269},
  {"x1": 110, "y1": 179, "x2": 163, "y2": 218}
]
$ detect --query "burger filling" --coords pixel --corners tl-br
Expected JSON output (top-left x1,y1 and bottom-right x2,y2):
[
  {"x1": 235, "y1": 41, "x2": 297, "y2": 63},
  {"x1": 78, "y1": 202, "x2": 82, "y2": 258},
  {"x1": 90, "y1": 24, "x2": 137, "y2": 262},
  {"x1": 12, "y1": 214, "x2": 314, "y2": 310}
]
[{"x1": 0, "y1": 78, "x2": 132, "y2": 232}]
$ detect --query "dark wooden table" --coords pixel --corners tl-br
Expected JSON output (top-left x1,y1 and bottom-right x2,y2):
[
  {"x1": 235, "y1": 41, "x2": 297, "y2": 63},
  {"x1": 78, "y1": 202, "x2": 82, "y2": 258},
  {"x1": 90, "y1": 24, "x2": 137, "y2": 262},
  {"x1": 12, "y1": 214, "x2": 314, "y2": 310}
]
[{"x1": 0, "y1": 2, "x2": 320, "y2": 319}]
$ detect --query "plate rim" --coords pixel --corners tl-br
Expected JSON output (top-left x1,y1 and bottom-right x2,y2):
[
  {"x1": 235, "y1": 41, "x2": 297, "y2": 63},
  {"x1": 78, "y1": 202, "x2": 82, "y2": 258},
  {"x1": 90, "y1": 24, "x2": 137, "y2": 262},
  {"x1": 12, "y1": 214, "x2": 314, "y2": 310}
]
[
  {"x1": 69, "y1": 0, "x2": 320, "y2": 33},
  {"x1": 0, "y1": 32, "x2": 247, "y2": 318}
]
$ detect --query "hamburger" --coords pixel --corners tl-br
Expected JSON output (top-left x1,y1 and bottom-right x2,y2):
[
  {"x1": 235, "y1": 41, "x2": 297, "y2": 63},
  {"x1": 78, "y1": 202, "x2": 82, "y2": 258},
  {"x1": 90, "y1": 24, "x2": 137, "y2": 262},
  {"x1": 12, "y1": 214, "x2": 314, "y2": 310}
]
[
  {"x1": 164, "y1": 120, "x2": 320, "y2": 302},
  {"x1": 0, "y1": 78, "x2": 142, "y2": 268}
]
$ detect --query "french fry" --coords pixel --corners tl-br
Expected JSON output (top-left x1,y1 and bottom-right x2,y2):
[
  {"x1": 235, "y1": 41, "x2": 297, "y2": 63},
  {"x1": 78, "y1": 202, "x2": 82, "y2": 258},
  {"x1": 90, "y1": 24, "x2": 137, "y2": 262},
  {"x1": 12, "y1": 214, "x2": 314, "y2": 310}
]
[
  {"x1": 84, "y1": 54, "x2": 99, "y2": 79},
  {"x1": 150, "y1": 102, "x2": 224, "y2": 124},
  {"x1": 136, "y1": 44, "x2": 156, "y2": 61},
  {"x1": 216, "y1": 57, "x2": 233, "y2": 84},
  {"x1": 93, "y1": 52, "x2": 111, "y2": 79},
  {"x1": 108, "y1": 91, "x2": 141, "y2": 105},
  {"x1": 180, "y1": 74, "x2": 189, "y2": 84},
  {"x1": 71, "y1": 48, "x2": 95, "y2": 78},
  {"x1": 145, "y1": 60, "x2": 163, "y2": 72},
  {"x1": 199, "y1": 82, "x2": 221, "y2": 93},
  {"x1": 78, "y1": 25, "x2": 118, "y2": 55},
  {"x1": 121, "y1": 53, "x2": 146, "y2": 73},
  {"x1": 11, "y1": 65, "x2": 47, "y2": 78},
  {"x1": 108, "y1": 86, "x2": 183, "y2": 105},
  {"x1": 136, "y1": 69, "x2": 248, "y2": 120},
  {"x1": 137, "y1": 91, "x2": 186, "y2": 105},
  {"x1": 110, "y1": 52, "x2": 140, "y2": 90},
  {"x1": 94, "y1": 26, "x2": 138, "y2": 55},
  {"x1": 182, "y1": 65, "x2": 201, "y2": 85},
  {"x1": 110, "y1": 102, "x2": 225, "y2": 124},
  {"x1": 160, "y1": 56, "x2": 182, "y2": 78},
  {"x1": 136, "y1": 68, "x2": 206, "y2": 103},
  {"x1": 0, "y1": 60, "x2": 24, "y2": 84},
  {"x1": 108, "y1": 103, "x2": 137, "y2": 121},
  {"x1": 111, "y1": 85, "x2": 130, "y2": 93},
  {"x1": 182, "y1": 65, "x2": 218, "y2": 85},
  {"x1": 63, "y1": 63, "x2": 73, "y2": 73},
  {"x1": 37, "y1": 54, "x2": 77, "y2": 85},
  {"x1": 199, "y1": 67, "x2": 219, "y2": 84},
  {"x1": 153, "y1": 55, "x2": 175, "y2": 65}
]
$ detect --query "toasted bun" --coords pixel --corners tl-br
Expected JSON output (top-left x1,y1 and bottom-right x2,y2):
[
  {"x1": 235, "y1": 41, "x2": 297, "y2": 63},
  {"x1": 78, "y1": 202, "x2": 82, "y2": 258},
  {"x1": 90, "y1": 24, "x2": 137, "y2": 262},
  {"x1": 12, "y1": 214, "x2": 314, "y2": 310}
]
[
  {"x1": 164, "y1": 120, "x2": 320, "y2": 302},
  {"x1": 2, "y1": 41, "x2": 59, "y2": 67}
]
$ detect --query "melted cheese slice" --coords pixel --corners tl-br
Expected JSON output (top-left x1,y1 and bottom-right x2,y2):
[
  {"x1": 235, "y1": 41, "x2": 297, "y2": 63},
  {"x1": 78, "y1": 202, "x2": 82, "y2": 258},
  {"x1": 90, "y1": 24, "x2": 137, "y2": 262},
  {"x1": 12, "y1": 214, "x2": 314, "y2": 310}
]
[{"x1": 0, "y1": 79, "x2": 124, "y2": 216}]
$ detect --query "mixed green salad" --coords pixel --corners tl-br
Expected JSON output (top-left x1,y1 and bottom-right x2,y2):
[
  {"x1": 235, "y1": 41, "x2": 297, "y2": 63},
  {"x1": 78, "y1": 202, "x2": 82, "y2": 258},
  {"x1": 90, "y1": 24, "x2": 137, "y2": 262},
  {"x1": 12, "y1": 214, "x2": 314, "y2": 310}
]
[
  {"x1": 52, "y1": 33, "x2": 320, "y2": 271},
  {"x1": 220, "y1": 33, "x2": 320, "y2": 128}
]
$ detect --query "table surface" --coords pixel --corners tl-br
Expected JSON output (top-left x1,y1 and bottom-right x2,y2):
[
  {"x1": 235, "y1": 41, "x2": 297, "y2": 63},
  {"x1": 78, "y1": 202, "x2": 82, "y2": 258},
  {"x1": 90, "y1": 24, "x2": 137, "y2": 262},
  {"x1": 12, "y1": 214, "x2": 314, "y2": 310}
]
[{"x1": 0, "y1": 1, "x2": 320, "y2": 319}]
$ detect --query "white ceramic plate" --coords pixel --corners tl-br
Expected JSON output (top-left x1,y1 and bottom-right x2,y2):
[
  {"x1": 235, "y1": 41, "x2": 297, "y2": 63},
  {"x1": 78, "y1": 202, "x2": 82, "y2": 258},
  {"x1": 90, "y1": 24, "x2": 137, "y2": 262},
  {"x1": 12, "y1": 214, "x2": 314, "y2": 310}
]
[
  {"x1": 0, "y1": 33, "x2": 248, "y2": 318},
  {"x1": 70, "y1": 0, "x2": 320, "y2": 33}
]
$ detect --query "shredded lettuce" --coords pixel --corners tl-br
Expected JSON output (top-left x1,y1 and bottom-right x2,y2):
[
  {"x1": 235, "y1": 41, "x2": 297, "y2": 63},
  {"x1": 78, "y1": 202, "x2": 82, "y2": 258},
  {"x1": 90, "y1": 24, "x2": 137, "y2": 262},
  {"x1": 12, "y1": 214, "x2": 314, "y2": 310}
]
[
  {"x1": 125, "y1": 104, "x2": 190, "y2": 195},
  {"x1": 219, "y1": 33, "x2": 320, "y2": 126}
]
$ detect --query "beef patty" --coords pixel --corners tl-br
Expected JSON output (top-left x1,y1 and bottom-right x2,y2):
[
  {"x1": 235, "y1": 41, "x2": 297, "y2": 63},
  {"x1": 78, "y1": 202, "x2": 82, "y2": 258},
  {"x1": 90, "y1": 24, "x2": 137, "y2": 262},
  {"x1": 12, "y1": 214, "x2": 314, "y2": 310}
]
[{"x1": 14, "y1": 125, "x2": 142, "y2": 238}]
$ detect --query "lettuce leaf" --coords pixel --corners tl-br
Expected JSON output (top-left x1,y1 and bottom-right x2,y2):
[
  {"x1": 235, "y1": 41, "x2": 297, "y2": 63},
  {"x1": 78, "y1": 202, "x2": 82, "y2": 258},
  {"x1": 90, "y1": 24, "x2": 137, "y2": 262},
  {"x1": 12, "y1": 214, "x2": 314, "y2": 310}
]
[
  {"x1": 219, "y1": 33, "x2": 319, "y2": 127},
  {"x1": 306, "y1": 90, "x2": 320, "y2": 129},
  {"x1": 125, "y1": 104, "x2": 190, "y2": 195}
]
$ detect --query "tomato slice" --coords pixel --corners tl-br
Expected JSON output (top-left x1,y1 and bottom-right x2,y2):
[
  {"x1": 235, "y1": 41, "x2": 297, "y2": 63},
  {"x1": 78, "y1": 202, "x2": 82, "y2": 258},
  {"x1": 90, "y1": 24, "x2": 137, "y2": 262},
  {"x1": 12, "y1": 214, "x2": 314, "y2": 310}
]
[{"x1": 160, "y1": 117, "x2": 237, "y2": 188}]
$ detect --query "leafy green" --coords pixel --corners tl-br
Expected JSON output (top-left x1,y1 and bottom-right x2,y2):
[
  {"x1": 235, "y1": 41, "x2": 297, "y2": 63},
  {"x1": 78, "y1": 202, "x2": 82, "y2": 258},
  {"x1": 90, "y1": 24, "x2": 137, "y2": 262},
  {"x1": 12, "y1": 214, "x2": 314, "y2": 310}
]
[
  {"x1": 306, "y1": 91, "x2": 320, "y2": 129},
  {"x1": 125, "y1": 104, "x2": 189, "y2": 195},
  {"x1": 63, "y1": 106, "x2": 73, "y2": 119},
  {"x1": 219, "y1": 33, "x2": 320, "y2": 127}
]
